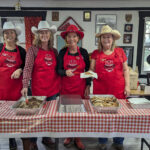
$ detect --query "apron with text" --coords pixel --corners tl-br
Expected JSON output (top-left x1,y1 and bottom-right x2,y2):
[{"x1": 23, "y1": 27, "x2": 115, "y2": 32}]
[
  {"x1": 93, "y1": 48, "x2": 125, "y2": 99},
  {"x1": 32, "y1": 48, "x2": 60, "y2": 97},
  {"x1": 61, "y1": 47, "x2": 86, "y2": 98},
  {"x1": 0, "y1": 44, "x2": 22, "y2": 101}
]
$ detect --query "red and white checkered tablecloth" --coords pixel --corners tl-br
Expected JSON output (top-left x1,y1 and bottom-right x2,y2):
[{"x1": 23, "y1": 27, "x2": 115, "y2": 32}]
[{"x1": 0, "y1": 99, "x2": 150, "y2": 138}]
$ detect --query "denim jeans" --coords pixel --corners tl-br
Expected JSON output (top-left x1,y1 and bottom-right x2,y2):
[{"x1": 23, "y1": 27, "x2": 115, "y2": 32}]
[
  {"x1": 99, "y1": 137, "x2": 124, "y2": 145},
  {"x1": 30, "y1": 93, "x2": 59, "y2": 143}
]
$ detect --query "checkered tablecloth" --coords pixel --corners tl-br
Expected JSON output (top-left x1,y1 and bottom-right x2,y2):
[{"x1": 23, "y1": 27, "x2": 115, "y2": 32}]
[{"x1": 0, "y1": 99, "x2": 150, "y2": 138}]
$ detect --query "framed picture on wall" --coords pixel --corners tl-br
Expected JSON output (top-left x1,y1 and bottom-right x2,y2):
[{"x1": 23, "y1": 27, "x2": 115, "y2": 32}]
[
  {"x1": 96, "y1": 14, "x2": 117, "y2": 28},
  {"x1": 123, "y1": 34, "x2": 132, "y2": 44},
  {"x1": 83, "y1": 11, "x2": 91, "y2": 22},
  {"x1": 95, "y1": 14, "x2": 117, "y2": 45},
  {"x1": 52, "y1": 12, "x2": 59, "y2": 21},
  {"x1": 119, "y1": 46, "x2": 134, "y2": 67},
  {"x1": 124, "y1": 24, "x2": 133, "y2": 32}
]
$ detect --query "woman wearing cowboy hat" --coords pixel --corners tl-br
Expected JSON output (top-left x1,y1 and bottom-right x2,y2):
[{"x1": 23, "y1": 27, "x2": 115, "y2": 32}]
[
  {"x1": 21, "y1": 20, "x2": 60, "y2": 150},
  {"x1": 90, "y1": 25, "x2": 130, "y2": 150},
  {"x1": 57, "y1": 24, "x2": 91, "y2": 150},
  {"x1": 0, "y1": 21, "x2": 26, "y2": 150}
]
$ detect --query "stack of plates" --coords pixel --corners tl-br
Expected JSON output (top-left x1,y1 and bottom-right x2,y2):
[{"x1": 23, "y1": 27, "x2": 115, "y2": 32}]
[{"x1": 128, "y1": 98, "x2": 150, "y2": 109}]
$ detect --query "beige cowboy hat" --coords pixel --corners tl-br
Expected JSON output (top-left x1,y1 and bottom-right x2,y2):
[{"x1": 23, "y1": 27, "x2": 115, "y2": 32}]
[
  {"x1": 31, "y1": 21, "x2": 57, "y2": 34},
  {"x1": 96, "y1": 25, "x2": 121, "y2": 40},
  {"x1": 0, "y1": 21, "x2": 21, "y2": 36}
]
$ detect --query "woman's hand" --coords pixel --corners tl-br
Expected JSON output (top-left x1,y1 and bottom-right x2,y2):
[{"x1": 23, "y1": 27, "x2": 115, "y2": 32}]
[
  {"x1": 11, "y1": 68, "x2": 22, "y2": 79},
  {"x1": 124, "y1": 85, "x2": 130, "y2": 97},
  {"x1": 21, "y1": 88, "x2": 28, "y2": 97},
  {"x1": 84, "y1": 85, "x2": 90, "y2": 99},
  {"x1": 66, "y1": 69, "x2": 74, "y2": 77}
]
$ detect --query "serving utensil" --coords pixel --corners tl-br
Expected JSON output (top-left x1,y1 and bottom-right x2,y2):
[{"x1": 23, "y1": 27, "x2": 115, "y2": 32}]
[{"x1": 25, "y1": 95, "x2": 29, "y2": 104}]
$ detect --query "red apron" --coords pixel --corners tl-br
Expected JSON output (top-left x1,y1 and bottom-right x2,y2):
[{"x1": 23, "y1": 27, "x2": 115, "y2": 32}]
[
  {"x1": 61, "y1": 47, "x2": 86, "y2": 98},
  {"x1": 32, "y1": 48, "x2": 60, "y2": 97},
  {"x1": 0, "y1": 44, "x2": 22, "y2": 101},
  {"x1": 93, "y1": 48, "x2": 125, "y2": 99}
]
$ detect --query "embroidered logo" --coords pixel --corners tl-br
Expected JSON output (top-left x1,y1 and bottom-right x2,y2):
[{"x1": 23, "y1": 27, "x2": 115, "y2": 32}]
[
  {"x1": 44, "y1": 54, "x2": 53, "y2": 66},
  {"x1": 3, "y1": 53, "x2": 16, "y2": 68},
  {"x1": 67, "y1": 59, "x2": 78, "y2": 70},
  {"x1": 104, "y1": 59, "x2": 115, "y2": 72}
]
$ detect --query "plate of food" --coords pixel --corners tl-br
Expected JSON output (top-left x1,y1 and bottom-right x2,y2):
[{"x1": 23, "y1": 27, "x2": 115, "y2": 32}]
[
  {"x1": 12, "y1": 96, "x2": 46, "y2": 115},
  {"x1": 80, "y1": 70, "x2": 98, "y2": 79},
  {"x1": 89, "y1": 94, "x2": 120, "y2": 113}
]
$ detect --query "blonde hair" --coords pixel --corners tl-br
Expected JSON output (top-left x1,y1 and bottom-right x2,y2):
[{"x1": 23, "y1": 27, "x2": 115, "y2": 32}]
[
  {"x1": 97, "y1": 35, "x2": 116, "y2": 52},
  {"x1": 32, "y1": 30, "x2": 54, "y2": 49}
]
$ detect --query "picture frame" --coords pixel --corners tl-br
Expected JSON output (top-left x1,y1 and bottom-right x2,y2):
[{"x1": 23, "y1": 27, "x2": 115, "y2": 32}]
[
  {"x1": 52, "y1": 11, "x2": 59, "y2": 21},
  {"x1": 123, "y1": 34, "x2": 132, "y2": 44},
  {"x1": 96, "y1": 14, "x2": 117, "y2": 29},
  {"x1": 58, "y1": 16, "x2": 83, "y2": 31},
  {"x1": 83, "y1": 11, "x2": 91, "y2": 22},
  {"x1": 119, "y1": 46, "x2": 134, "y2": 67},
  {"x1": 124, "y1": 24, "x2": 133, "y2": 32},
  {"x1": 95, "y1": 14, "x2": 117, "y2": 45}
]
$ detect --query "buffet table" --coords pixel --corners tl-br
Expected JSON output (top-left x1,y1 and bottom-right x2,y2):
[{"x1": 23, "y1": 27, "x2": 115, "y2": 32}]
[{"x1": 0, "y1": 99, "x2": 150, "y2": 149}]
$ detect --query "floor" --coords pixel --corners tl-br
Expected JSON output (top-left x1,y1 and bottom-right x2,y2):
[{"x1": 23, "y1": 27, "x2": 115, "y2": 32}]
[{"x1": 0, "y1": 137, "x2": 149, "y2": 150}]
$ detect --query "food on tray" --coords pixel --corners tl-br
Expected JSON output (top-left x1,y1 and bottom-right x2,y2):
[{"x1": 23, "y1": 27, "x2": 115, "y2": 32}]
[
  {"x1": 84, "y1": 72, "x2": 93, "y2": 75},
  {"x1": 17, "y1": 97, "x2": 43, "y2": 109},
  {"x1": 80, "y1": 70, "x2": 98, "y2": 79},
  {"x1": 90, "y1": 96, "x2": 119, "y2": 107}
]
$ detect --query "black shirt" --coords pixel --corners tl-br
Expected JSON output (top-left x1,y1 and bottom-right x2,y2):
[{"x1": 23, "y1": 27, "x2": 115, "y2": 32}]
[
  {"x1": 57, "y1": 47, "x2": 91, "y2": 86},
  {"x1": 0, "y1": 43, "x2": 26, "y2": 69}
]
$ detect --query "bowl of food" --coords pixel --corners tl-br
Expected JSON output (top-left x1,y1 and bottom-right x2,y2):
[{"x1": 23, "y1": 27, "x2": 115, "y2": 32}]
[
  {"x1": 12, "y1": 96, "x2": 46, "y2": 115},
  {"x1": 89, "y1": 94, "x2": 120, "y2": 113}
]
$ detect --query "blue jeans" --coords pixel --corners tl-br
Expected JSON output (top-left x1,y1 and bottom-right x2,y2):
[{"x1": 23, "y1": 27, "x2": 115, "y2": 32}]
[
  {"x1": 30, "y1": 93, "x2": 59, "y2": 143},
  {"x1": 99, "y1": 137, "x2": 124, "y2": 145}
]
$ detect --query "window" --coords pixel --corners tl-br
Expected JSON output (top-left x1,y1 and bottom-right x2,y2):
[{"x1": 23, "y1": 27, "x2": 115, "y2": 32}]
[
  {"x1": 142, "y1": 17, "x2": 150, "y2": 72},
  {"x1": 137, "y1": 11, "x2": 150, "y2": 77}
]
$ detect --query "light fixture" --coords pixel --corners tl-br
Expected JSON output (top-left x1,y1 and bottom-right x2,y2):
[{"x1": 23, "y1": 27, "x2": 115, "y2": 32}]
[{"x1": 15, "y1": 0, "x2": 21, "y2": 11}]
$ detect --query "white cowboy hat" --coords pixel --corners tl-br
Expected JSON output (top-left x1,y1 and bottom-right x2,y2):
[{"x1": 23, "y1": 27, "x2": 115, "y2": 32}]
[
  {"x1": 96, "y1": 25, "x2": 121, "y2": 40},
  {"x1": 31, "y1": 21, "x2": 57, "y2": 34},
  {"x1": 0, "y1": 21, "x2": 21, "y2": 36}
]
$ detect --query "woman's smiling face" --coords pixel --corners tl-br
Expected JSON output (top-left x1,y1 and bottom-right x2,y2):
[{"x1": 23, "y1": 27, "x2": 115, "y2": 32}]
[
  {"x1": 39, "y1": 30, "x2": 51, "y2": 43},
  {"x1": 101, "y1": 33, "x2": 114, "y2": 50},
  {"x1": 66, "y1": 32, "x2": 79, "y2": 47},
  {"x1": 3, "y1": 29, "x2": 17, "y2": 43}
]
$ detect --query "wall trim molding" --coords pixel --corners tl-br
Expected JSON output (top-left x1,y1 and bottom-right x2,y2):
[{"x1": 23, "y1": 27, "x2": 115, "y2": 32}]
[{"x1": 0, "y1": 7, "x2": 150, "y2": 11}]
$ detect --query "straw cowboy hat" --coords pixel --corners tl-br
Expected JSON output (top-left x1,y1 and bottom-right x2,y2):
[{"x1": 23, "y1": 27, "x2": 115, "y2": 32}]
[
  {"x1": 31, "y1": 21, "x2": 57, "y2": 34},
  {"x1": 96, "y1": 25, "x2": 121, "y2": 40},
  {"x1": 61, "y1": 24, "x2": 84, "y2": 39},
  {"x1": 0, "y1": 21, "x2": 21, "y2": 36}
]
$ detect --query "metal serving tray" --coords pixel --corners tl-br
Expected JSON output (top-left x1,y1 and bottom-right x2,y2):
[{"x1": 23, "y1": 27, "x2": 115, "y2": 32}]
[
  {"x1": 89, "y1": 94, "x2": 121, "y2": 113},
  {"x1": 12, "y1": 96, "x2": 46, "y2": 115},
  {"x1": 58, "y1": 95, "x2": 86, "y2": 113}
]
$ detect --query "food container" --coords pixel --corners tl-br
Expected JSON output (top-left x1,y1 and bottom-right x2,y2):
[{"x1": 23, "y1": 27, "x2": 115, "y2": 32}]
[
  {"x1": 89, "y1": 94, "x2": 121, "y2": 113},
  {"x1": 58, "y1": 95, "x2": 86, "y2": 113},
  {"x1": 129, "y1": 68, "x2": 138, "y2": 90},
  {"x1": 12, "y1": 96, "x2": 46, "y2": 115},
  {"x1": 127, "y1": 97, "x2": 150, "y2": 109}
]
